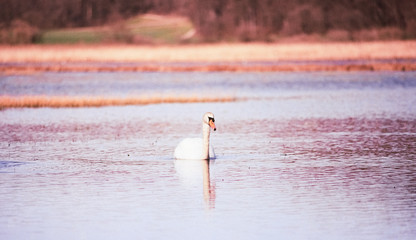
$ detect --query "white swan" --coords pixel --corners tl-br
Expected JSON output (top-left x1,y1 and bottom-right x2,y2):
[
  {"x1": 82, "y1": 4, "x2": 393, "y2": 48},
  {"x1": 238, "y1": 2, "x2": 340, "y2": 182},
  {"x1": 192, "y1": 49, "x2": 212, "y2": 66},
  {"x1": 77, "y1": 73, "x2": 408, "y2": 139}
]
[{"x1": 174, "y1": 112, "x2": 216, "y2": 160}]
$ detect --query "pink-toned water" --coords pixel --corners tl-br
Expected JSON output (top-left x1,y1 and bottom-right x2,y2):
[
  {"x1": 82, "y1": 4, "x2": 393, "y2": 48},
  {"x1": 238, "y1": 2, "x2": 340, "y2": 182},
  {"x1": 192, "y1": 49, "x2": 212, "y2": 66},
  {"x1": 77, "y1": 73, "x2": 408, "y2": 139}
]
[{"x1": 1, "y1": 72, "x2": 416, "y2": 239}]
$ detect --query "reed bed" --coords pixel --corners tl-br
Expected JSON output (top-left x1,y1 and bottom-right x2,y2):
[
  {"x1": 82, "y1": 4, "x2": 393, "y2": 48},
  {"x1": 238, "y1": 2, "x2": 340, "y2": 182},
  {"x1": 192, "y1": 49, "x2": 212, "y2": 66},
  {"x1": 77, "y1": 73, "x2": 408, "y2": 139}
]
[
  {"x1": 0, "y1": 95, "x2": 237, "y2": 109},
  {"x1": 1, "y1": 41, "x2": 416, "y2": 74},
  {"x1": 1, "y1": 41, "x2": 416, "y2": 63}
]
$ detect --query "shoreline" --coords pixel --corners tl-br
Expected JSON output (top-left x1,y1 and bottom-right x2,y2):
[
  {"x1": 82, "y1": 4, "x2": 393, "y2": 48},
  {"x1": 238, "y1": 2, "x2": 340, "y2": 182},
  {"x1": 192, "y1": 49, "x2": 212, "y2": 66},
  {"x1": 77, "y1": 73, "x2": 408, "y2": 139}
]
[
  {"x1": 2, "y1": 60, "x2": 416, "y2": 74},
  {"x1": 1, "y1": 41, "x2": 416, "y2": 73}
]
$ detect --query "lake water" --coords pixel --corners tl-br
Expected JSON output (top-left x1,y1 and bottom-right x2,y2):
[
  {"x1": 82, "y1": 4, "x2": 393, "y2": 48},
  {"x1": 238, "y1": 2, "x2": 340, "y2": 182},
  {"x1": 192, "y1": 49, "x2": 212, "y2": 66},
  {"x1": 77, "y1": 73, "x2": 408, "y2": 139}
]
[{"x1": 1, "y1": 71, "x2": 416, "y2": 239}]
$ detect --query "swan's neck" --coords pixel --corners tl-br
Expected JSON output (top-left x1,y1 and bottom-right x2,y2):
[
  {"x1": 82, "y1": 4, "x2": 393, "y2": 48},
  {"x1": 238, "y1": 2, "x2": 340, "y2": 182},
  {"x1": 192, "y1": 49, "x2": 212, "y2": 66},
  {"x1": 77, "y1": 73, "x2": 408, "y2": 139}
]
[{"x1": 202, "y1": 123, "x2": 210, "y2": 160}]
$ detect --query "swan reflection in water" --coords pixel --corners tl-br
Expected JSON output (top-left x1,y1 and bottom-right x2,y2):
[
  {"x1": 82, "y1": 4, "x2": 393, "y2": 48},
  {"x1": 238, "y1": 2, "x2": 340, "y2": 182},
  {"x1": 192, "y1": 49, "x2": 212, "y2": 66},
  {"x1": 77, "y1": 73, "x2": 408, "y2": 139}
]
[{"x1": 174, "y1": 159, "x2": 216, "y2": 209}]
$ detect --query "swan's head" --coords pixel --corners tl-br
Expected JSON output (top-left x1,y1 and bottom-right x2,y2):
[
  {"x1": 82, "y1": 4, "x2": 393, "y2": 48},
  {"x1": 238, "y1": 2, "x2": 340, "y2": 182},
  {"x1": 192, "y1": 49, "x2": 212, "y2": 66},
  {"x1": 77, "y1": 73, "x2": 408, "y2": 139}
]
[{"x1": 203, "y1": 112, "x2": 216, "y2": 131}]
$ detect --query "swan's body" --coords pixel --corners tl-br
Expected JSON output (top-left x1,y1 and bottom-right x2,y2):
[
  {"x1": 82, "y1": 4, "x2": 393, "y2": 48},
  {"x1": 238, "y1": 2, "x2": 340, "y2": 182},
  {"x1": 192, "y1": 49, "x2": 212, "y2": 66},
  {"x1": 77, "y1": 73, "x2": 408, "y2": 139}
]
[
  {"x1": 174, "y1": 138, "x2": 216, "y2": 160},
  {"x1": 174, "y1": 112, "x2": 216, "y2": 160}
]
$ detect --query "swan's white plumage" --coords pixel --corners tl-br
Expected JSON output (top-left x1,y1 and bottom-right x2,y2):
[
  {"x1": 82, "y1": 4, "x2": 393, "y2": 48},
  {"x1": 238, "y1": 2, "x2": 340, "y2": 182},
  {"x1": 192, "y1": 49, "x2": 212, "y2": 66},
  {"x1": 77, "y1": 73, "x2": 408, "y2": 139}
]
[
  {"x1": 174, "y1": 112, "x2": 216, "y2": 160},
  {"x1": 174, "y1": 138, "x2": 215, "y2": 160}
]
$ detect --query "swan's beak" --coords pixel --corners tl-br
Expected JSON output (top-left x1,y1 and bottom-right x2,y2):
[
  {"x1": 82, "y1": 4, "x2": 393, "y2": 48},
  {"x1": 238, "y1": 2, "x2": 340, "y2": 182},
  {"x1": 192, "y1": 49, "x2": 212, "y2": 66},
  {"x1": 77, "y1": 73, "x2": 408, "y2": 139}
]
[{"x1": 209, "y1": 120, "x2": 216, "y2": 131}]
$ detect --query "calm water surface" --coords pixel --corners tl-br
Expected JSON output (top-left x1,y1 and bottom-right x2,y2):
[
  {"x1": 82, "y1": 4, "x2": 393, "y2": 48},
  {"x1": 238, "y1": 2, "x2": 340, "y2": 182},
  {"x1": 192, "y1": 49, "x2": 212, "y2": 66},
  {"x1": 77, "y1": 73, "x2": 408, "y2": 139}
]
[{"x1": 1, "y1": 72, "x2": 416, "y2": 239}]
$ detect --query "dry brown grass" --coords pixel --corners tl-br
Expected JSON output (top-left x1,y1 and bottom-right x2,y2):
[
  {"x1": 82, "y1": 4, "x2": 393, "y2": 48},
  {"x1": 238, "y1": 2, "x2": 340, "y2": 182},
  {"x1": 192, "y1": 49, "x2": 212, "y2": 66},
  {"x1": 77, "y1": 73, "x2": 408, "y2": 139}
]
[
  {"x1": 0, "y1": 95, "x2": 237, "y2": 109},
  {"x1": 2, "y1": 61, "x2": 415, "y2": 74},
  {"x1": 1, "y1": 41, "x2": 416, "y2": 74},
  {"x1": 1, "y1": 41, "x2": 416, "y2": 63}
]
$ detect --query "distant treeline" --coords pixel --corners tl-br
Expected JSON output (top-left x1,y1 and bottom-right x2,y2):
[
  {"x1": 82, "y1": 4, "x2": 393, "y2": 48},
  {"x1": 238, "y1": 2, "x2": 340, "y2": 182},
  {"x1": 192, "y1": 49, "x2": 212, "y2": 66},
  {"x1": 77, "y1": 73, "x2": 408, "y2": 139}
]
[{"x1": 1, "y1": 0, "x2": 416, "y2": 43}]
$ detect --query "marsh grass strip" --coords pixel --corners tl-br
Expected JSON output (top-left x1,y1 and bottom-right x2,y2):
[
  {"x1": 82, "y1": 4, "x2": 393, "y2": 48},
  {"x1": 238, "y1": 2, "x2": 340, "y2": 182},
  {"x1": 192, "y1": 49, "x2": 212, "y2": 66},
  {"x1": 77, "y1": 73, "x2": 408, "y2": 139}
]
[{"x1": 0, "y1": 95, "x2": 237, "y2": 109}]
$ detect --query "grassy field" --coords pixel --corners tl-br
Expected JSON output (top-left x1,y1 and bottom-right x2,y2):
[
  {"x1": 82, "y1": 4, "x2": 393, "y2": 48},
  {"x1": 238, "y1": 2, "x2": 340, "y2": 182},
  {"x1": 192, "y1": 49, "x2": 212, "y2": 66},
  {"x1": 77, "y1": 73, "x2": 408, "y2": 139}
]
[
  {"x1": 40, "y1": 29, "x2": 109, "y2": 44},
  {"x1": 125, "y1": 14, "x2": 194, "y2": 44},
  {"x1": 38, "y1": 14, "x2": 194, "y2": 44}
]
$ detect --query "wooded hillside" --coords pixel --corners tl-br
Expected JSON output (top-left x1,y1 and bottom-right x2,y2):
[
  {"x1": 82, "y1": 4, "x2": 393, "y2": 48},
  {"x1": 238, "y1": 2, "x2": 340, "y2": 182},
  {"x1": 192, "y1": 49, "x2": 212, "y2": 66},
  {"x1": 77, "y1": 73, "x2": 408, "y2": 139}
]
[{"x1": 1, "y1": 0, "x2": 415, "y2": 43}]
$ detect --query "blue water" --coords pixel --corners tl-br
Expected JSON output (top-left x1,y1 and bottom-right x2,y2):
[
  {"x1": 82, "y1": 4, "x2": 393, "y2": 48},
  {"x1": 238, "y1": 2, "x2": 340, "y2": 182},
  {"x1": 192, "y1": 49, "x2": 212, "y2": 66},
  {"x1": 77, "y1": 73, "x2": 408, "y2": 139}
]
[
  {"x1": 2, "y1": 71, "x2": 416, "y2": 97},
  {"x1": 0, "y1": 71, "x2": 416, "y2": 239}
]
